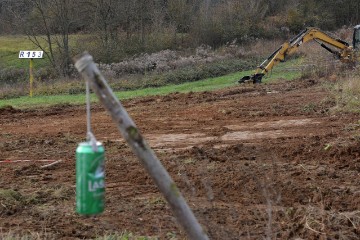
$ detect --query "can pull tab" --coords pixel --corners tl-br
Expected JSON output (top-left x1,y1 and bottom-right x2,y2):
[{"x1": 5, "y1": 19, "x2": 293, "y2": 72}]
[{"x1": 87, "y1": 131, "x2": 98, "y2": 152}]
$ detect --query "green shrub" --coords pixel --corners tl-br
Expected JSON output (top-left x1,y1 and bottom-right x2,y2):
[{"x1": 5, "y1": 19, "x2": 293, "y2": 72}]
[{"x1": 0, "y1": 67, "x2": 27, "y2": 84}]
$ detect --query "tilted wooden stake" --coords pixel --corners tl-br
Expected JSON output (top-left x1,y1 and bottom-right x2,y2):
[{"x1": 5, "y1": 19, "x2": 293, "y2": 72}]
[{"x1": 74, "y1": 52, "x2": 209, "y2": 240}]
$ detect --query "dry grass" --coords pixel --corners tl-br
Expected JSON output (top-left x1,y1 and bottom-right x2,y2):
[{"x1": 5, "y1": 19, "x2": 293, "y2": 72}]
[
  {"x1": 0, "y1": 189, "x2": 24, "y2": 216},
  {"x1": 0, "y1": 230, "x2": 157, "y2": 240},
  {"x1": 333, "y1": 72, "x2": 360, "y2": 112},
  {"x1": 0, "y1": 231, "x2": 44, "y2": 240},
  {"x1": 298, "y1": 206, "x2": 360, "y2": 239},
  {"x1": 235, "y1": 39, "x2": 285, "y2": 58},
  {"x1": 294, "y1": 41, "x2": 360, "y2": 113}
]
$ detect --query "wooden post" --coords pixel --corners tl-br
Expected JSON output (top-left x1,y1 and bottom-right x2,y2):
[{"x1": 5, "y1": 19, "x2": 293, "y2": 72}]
[
  {"x1": 73, "y1": 52, "x2": 209, "y2": 240},
  {"x1": 19, "y1": 51, "x2": 44, "y2": 97},
  {"x1": 29, "y1": 58, "x2": 34, "y2": 97}
]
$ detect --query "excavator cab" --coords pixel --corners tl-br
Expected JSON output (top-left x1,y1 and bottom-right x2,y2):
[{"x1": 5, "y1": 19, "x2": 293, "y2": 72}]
[{"x1": 353, "y1": 25, "x2": 360, "y2": 49}]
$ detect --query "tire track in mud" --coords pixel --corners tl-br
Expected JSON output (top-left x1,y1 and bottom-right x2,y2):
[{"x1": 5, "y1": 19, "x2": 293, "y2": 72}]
[{"x1": 143, "y1": 118, "x2": 324, "y2": 151}]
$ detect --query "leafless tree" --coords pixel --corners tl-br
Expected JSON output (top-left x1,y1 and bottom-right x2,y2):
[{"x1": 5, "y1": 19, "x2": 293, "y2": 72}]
[{"x1": 10, "y1": 0, "x2": 79, "y2": 76}]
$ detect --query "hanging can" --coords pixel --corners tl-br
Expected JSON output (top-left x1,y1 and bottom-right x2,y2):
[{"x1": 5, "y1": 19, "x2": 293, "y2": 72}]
[{"x1": 76, "y1": 141, "x2": 105, "y2": 215}]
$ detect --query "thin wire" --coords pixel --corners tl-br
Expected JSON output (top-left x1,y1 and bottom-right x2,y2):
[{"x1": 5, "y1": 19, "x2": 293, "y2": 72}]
[
  {"x1": 86, "y1": 80, "x2": 91, "y2": 138},
  {"x1": 86, "y1": 80, "x2": 98, "y2": 151}
]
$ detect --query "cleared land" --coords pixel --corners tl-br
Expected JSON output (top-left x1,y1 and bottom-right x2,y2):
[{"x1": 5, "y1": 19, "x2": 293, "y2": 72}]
[{"x1": 0, "y1": 78, "x2": 360, "y2": 239}]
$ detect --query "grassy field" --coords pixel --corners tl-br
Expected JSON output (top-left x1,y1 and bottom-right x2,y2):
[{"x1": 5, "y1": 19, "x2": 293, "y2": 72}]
[
  {"x1": 0, "y1": 60, "x2": 302, "y2": 109},
  {"x1": 0, "y1": 35, "x2": 89, "y2": 69},
  {"x1": 0, "y1": 34, "x2": 304, "y2": 109},
  {"x1": 0, "y1": 35, "x2": 44, "y2": 68}
]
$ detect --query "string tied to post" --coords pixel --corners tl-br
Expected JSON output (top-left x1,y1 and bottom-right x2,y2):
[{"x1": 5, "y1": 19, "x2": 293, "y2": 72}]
[{"x1": 86, "y1": 79, "x2": 98, "y2": 152}]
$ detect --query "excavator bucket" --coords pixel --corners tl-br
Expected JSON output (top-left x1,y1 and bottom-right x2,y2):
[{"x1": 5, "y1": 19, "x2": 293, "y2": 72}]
[
  {"x1": 238, "y1": 73, "x2": 264, "y2": 84},
  {"x1": 239, "y1": 76, "x2": 251, "y2": 83}
]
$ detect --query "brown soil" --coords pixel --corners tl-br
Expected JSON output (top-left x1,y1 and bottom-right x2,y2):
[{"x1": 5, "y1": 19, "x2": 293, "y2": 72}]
[{"x1": 1, "y1": 79, "x2": 360, "y2": 239}]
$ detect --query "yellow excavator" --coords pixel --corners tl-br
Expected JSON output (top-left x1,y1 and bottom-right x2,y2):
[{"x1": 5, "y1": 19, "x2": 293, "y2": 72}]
[{"x1": 240, "y1": 25, "x2": 360, "y2": 83}]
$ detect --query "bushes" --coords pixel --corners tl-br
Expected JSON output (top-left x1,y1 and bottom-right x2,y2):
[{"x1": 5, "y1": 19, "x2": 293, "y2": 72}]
[
  {"x1": 95, "y1": 45, "x2": 256, "y2": 90},
  {"x1": 97, "y1": 45, "x2": 254, "y2": 78},
  {"x1": 108, "y1": 49, "x2": 178, "y2": 76},
  {"x1": 0, "y1": 66, "x2": 58, "y2": 85},
  {"x1": 0, "y1": 67, "x2": 27, "y2": 85},
  {"x1": 162, "y1": 59, "x2": 253, "y2": 85},
  {"x1": 112, "y1": 58, "x2": 255, "y2": 89}
]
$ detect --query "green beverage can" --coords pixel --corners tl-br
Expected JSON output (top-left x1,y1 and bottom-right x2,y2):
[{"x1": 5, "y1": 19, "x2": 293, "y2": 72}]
[{"x1": 76, "y1": 141, "x2": 105, "y2": 215}]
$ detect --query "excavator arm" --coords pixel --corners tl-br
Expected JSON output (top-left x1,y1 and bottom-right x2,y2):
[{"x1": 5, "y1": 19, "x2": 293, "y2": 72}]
[{"x1": 240, "y1": 27, "x2": 354, "y2": 84}]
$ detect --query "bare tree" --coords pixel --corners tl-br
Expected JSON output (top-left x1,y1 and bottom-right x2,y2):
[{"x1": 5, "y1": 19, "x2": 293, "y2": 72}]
[
  {"x1": 166, "y1": 0, "x2": 193, "y2": 46},
  {"x1": 10, "y1": 0, "x2": 79, "y2": 76},
  {"x1": 81, "y1": 0, "x2": 122, "y2": 62}
]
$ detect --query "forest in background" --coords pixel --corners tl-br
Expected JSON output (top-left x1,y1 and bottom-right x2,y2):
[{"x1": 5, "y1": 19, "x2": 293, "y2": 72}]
[
  {"x1": 0, "y1": 0, "x2": 359, "y2": 97},
  {"x1": 1, "y1": 0, "x2": 359, "y2": 60}
]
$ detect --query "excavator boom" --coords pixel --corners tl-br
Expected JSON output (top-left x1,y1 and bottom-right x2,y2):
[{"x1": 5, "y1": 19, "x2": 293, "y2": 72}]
[{"x1": 240, "y1": 27, "x2": 355, "y2": 84}]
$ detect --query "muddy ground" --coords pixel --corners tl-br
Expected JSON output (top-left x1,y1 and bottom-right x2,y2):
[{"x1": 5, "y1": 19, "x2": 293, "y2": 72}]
[{"x1": 0, "y1": 78, "x2": 360, "y2": 239}]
